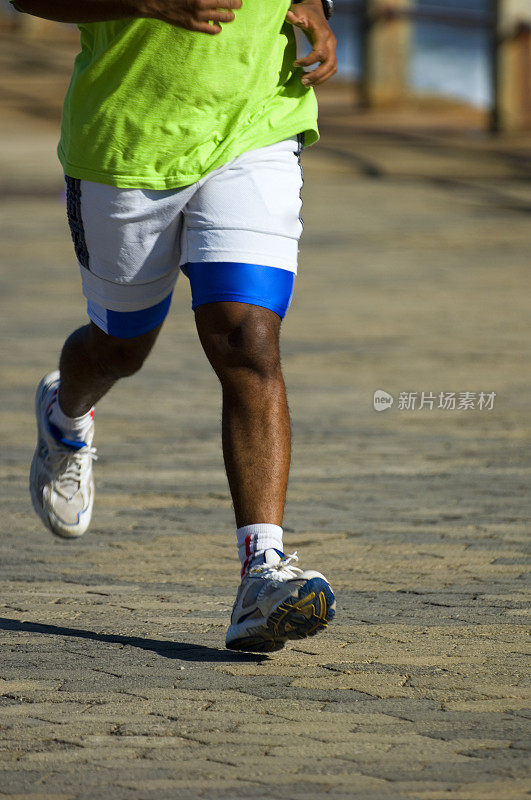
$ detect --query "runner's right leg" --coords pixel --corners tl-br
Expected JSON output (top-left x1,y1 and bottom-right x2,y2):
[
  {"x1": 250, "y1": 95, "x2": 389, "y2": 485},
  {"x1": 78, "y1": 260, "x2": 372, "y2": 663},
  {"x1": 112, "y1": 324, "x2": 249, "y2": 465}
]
[
  {"x1": 30, "y1": 321, "x2": 163, "y2": 538},
  {"x1": 30, "y1": 171, "x2": 191, "y2": 538},
  {"x1": 58, "y1": 321, "x2": 163, "y2": 416}
]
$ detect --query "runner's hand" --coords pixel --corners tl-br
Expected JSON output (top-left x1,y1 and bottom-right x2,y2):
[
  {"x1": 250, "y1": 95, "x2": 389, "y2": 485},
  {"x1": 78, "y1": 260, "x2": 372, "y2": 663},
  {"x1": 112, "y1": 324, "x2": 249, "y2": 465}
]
[
  {"x1": 285, "y1": 0, "x2": 337, "y2": 85},
  {"x1": 141, "y1": 0, "x2": 242, "y2": 34}
]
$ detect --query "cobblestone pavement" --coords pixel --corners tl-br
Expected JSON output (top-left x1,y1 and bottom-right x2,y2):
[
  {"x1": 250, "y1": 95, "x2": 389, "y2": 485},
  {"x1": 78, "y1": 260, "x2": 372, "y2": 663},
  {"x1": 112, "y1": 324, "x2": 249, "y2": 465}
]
[{"x1": 0, "y1": 32, "x2": 530, "y2": 800}]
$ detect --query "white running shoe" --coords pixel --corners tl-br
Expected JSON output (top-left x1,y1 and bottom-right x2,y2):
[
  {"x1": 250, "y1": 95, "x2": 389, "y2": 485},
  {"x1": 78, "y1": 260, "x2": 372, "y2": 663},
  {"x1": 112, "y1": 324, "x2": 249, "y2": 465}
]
[
  {"x1": 29, "y1": 371, "x2": 97, "y2": 539},
  {"x1": 226, "y1": 549, "x2": 336, "y2": 653}
]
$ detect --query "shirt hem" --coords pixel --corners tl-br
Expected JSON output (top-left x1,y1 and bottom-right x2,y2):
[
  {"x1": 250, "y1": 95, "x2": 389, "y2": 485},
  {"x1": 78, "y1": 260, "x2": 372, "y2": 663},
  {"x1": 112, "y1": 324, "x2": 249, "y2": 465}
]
[{"x1": 58, "y1": 121, "x2": 319, "y2": 190}]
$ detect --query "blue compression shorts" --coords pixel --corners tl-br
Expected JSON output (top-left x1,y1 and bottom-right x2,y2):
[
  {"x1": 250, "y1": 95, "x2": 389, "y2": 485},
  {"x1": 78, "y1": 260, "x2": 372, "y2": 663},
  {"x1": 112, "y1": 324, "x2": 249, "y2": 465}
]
[{"x1": 87, "y1": 262, "x2": 295, "y2": 338}]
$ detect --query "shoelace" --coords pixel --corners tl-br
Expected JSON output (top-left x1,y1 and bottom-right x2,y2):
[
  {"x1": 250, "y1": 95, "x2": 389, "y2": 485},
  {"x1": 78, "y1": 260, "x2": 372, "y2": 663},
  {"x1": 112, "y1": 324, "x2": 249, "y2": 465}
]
[
  {"x1": 250, "y1": 551, "x2": 303, "y2": 580},
  {"x1": 48, "y1": 443, "x2": 98, "y2": 498}
]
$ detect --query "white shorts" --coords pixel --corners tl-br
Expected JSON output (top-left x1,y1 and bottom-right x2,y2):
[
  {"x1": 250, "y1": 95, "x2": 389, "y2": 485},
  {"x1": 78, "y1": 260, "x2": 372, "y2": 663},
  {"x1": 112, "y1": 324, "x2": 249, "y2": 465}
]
[{"x1": 65, "y1": 136, "x2": 304, "y2": 336}]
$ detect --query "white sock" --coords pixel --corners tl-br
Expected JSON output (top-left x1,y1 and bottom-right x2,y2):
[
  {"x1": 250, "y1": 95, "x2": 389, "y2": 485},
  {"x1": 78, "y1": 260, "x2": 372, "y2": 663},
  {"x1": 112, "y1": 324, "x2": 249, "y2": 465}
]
[
  {"x1": 237, "y1": 523, "x2": 284, "y2": 575},
  {"x1": 48, "y1": 390, "x2": 94, "y2": 445}
]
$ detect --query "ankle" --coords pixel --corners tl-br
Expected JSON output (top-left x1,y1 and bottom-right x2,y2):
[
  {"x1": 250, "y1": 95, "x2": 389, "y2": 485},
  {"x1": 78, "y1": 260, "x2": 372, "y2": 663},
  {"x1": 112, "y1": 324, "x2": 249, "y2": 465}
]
[
  {"x1": 237, "y1": 523, "x2": 284, "y2": 575},
  {"x1": 48, "y1": 388, "x2": 94, "y2": 445}
]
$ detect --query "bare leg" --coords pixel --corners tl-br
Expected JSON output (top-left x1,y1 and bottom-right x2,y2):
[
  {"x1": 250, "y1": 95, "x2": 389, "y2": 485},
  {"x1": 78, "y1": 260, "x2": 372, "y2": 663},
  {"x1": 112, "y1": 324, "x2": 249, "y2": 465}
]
[
  {"x1": 58, "y1": 321, "x2": 163, "y2": 416},
  {"x1": 195, "y1": 302, "x2": 291, "y2": 527}
]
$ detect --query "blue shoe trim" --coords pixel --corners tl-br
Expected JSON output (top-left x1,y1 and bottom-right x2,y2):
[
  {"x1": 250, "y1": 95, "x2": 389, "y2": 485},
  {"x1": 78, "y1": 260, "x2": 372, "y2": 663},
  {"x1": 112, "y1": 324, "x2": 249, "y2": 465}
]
[
  {"x1": 48, "y1": 421, "x2": 87, "y2": 451},
  {"x1": 300, "y1": 577, "x2": 336, "y2": 622}
]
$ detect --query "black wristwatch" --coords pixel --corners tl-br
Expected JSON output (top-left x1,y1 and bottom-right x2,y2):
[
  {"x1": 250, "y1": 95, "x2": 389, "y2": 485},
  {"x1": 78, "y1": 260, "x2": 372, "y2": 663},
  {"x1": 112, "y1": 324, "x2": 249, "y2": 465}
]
[
  {"x1": 320, "y1": 0, "x2": 334, "y2": 19},
  {"x1": 294, "y1": 0, "x2": 334, "y2": 21}
]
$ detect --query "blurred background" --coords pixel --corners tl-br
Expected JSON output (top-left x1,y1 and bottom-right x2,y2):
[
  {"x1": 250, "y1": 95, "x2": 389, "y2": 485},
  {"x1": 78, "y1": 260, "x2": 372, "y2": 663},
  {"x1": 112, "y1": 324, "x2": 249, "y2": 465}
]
[{"x1": 335, "y1": 0, "x2": 494, "y2": 108}]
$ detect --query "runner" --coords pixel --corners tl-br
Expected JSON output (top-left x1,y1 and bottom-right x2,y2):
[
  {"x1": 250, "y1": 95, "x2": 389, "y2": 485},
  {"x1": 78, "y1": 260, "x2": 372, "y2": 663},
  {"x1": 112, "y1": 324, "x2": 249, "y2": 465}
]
[{"x1": 14, "y1": 0, "x2": 337, "y2": 652}]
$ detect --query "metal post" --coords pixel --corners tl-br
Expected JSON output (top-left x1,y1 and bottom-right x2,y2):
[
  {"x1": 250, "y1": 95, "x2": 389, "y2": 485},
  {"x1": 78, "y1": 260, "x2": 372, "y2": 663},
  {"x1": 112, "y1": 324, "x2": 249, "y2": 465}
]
[
  {"x1": 490, "y1": 0, "x2": 531, "y2": 132},
  {"x1": 490, "y1": 0, "x2": 501, "y2": 132},
  {"x1": 359, "y1": 0, "x2": 372, "y2": 109}
]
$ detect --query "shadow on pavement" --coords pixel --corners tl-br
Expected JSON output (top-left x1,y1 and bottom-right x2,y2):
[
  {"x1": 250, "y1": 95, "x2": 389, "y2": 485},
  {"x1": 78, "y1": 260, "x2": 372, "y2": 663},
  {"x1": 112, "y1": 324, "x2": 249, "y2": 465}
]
[{"x1": 0, "y1": 617, "x2": 267, "y2": 663}]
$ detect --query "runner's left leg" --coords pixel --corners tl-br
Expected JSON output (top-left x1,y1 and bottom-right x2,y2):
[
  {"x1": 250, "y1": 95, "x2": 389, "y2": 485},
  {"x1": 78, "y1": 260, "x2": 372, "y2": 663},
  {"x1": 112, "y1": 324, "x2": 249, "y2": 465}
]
[
  {"x1": 194, "y1": 298, "x2": 336, "y2": 653},
  {"x1": 194, "y1": 300, "x2": 290, "y2": 528}
]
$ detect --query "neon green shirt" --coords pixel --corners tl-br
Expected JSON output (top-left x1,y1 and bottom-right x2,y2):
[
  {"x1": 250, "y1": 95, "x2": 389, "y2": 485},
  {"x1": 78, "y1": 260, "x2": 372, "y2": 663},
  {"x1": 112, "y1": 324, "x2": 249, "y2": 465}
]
[{"x1": 56, "y1": 1, "x2": 319, "y2": 189}]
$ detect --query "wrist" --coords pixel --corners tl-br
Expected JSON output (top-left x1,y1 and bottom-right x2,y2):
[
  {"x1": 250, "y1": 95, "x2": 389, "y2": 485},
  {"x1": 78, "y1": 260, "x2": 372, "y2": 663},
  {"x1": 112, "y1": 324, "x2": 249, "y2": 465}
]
[
  {"x1": 294, "y1": 0, "x2": 322, "y2": 9},
  {"x1": 294, "y1": 0, "x2": 333, "y2": 20}
]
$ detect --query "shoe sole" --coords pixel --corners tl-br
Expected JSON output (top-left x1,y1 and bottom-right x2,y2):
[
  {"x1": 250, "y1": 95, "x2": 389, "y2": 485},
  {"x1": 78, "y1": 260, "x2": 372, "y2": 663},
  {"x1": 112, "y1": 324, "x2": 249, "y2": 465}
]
[
  {"x1": 226, "y1": 577, "x2": 335, "y2": 653},
  {"x1": 29, "y1": 372, "x2": 89, "y2": 539}
]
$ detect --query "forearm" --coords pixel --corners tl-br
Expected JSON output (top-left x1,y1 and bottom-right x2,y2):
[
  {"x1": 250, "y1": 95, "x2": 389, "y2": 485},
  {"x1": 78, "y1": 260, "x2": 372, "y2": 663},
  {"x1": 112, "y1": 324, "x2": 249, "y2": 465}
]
[{"x1": 11, "y1": 0, "x2": 144, "y2": 24}]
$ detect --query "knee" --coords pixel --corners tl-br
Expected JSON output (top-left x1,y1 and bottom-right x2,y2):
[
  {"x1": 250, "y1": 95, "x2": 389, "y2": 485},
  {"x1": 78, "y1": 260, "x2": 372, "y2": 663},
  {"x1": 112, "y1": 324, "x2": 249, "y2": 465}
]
[
  {"x1": 88, "y1": 331, "x2": 153, "y2": 381},
  {"x1": 208, "y1": 320, "x2": 281, "y2": 386}
]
